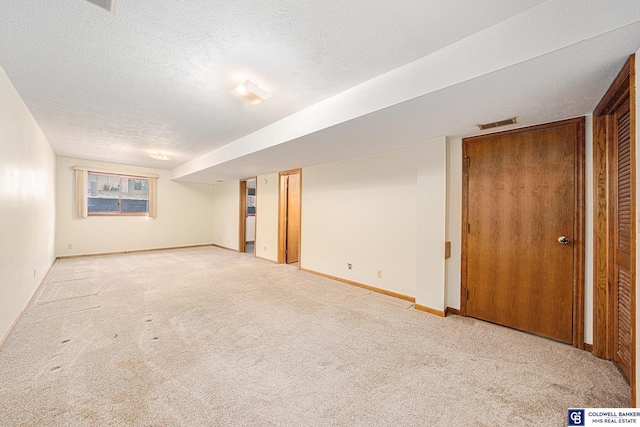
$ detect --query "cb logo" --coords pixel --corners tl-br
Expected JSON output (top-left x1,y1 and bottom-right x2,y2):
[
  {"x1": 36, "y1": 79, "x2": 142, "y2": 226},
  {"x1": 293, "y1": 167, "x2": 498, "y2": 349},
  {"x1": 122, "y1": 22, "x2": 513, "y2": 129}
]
[{"x1": 568, "y1": 409, "x2": 585, "y2": 426}]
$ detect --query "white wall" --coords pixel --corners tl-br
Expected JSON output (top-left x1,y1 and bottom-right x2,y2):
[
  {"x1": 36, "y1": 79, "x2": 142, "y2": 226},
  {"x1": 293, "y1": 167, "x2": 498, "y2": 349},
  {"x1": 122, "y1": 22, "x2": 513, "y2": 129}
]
[
  {"x1": 255, "y1": 173, "x2": 279, "y2": 261},
  {"x1": 301, "y1": 148, "x2": 420, "y2": 298},
  {"x1": 202, "y1": 142, "x2": 450, "y2": 308},
  {"x1": 584, "y1": 114, "x2": 594, "y2": 345},
  {"x1": 56, "y1": 157, "x2": 215, "y2": 256},
  {"x1": 446, "y1": 138, "x2": 463, "y2": 310},
  {"x1": 208, "y1": 116, "x2": 596, "y2": 331},
  {"x1": 212, "y1": 180, "x2": 240, "y2": 250},
  {"x1": 0, "y1": 68, "x2": 56, "y2": 343},
  {"x1": 245, "y1": 216, "x2": 256, "y2": 242},
  {"x1": 416, "y1": 138, "x2": 448, "y2": 310}
]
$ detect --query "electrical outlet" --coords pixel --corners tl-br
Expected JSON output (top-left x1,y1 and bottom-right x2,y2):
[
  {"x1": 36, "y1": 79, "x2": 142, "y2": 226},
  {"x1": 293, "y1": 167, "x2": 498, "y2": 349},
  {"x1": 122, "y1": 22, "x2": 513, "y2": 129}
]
[
  {"x1": 377, "y1": 270, "x2": 383, "y2": 279},
  {"x1": 347, "y1": 263, "x2": 352, "y2": 270},
  {"x1": 67, "y1": 244, "x2": 73, "y2": 249},
  {"x1": 264, "y1": 246, "x2": 267, "y2": 251},
  {"x1": 33, "y1": 269, "x2": 36, "y2": 278},
  {"x1": 227, "y1": 238, "x2": 230, "y2": 243}
]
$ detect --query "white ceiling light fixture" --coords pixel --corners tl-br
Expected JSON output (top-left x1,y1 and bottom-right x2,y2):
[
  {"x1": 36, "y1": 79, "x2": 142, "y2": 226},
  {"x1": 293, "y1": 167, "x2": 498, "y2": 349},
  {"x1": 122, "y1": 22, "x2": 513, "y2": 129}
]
[
  {"x1": 148, "y1": 153, "x2": 171, "y2": 161},
  {"x1": 230, "y1": 80, "x2": 272, "y2": 105},
  {"x1": 82, "y1": 0, "x2": 118, "y2": 15}
]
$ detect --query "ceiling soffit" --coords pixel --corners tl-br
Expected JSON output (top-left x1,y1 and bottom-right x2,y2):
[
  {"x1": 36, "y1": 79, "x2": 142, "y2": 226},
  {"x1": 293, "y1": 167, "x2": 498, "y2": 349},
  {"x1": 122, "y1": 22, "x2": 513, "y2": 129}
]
[{"x1": 172, "y1": 0, "x2": 640, "y2": 182}]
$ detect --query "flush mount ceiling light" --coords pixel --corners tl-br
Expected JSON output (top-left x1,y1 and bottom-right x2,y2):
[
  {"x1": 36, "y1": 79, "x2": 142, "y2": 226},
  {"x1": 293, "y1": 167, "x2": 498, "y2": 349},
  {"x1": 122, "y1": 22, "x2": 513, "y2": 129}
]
[
  {"x1": 82, "y1": 0, "x2": 118, "y2": 15},
  {"x1": 148, "y1": 153, "x2": 171, "y2": 161},
  {"x1": 230, "y1": 80, "x2": 272, "y2": 105}
]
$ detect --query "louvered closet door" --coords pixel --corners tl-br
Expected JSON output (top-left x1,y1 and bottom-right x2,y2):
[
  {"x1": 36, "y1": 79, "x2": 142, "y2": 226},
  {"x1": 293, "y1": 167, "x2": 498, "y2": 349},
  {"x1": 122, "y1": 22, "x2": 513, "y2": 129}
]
[{"x1": 613, "y1": 98, "x2": 632, "y2": 381}]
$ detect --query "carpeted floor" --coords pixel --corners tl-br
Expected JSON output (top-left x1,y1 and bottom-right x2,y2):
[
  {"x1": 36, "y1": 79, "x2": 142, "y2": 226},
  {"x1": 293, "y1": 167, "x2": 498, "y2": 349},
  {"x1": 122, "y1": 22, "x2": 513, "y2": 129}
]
[{"x1": 0, "y1": 246, "x2": 630, "y2": 426}]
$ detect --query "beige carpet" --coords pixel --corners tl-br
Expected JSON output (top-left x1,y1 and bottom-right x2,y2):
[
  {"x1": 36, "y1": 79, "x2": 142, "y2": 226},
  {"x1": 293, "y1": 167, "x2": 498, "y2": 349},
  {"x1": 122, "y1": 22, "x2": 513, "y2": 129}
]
[{"x1": 0, "y1": 247, "x2": 629, "y2": 426}]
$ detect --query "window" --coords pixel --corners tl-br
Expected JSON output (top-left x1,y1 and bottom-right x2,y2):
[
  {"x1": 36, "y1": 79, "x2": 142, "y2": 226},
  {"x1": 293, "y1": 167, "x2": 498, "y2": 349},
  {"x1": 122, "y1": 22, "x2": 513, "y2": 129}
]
[
  {"x1": 87, "y1": 173, "x2": 149, "y2": 215},
  {"x1": 74, "y1": 166, "x2": 158, "y2": 218},
  {"x1": 133, "y1": 179, "x2": 149, "y2": 191}
]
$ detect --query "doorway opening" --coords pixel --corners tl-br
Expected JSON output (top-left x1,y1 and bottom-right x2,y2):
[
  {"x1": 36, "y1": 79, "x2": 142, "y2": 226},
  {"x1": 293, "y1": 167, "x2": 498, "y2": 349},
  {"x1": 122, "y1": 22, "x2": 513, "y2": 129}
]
[
  {"x1": 278, "y1": 169, "x2": 301, "y2": 265},
  {"x1": 239, "y1": 178, "x2": 257, "y2": 255}
]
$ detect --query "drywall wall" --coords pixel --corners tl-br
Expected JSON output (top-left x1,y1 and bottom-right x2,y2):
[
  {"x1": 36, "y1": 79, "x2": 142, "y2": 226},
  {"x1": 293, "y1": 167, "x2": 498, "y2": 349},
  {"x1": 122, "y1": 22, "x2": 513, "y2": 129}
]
[
  {"x1": 0, "y1": 67, "x2": 56, "y2": 343},
  {"x1": 446, "y1": 138, "x2": 463, "y2": 310},
  {"x1": 416, "y1": 138, "x2": 448, "y2": 311},
  {"x1": 212, "y1": 180, "x2": 240, "y2": 250},
  {"x1": 301, "y1": 149, "x2": 418, "y2": 298},
  {"x1": 55, "y1": 157, "x2": 215, "y2": 256},
  {"x1": 255, "y1": 173, "x2": 279, "y2": 262},
  {"x1": 584, "y1": 114, "x2": 594, "y2": 345}
]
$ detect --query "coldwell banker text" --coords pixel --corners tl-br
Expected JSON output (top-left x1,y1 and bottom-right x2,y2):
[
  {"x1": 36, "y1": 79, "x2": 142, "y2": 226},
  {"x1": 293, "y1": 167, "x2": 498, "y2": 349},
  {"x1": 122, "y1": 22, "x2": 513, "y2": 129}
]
[{"x1": 588, "y1": 411, "x2": 640, "y2": 424}]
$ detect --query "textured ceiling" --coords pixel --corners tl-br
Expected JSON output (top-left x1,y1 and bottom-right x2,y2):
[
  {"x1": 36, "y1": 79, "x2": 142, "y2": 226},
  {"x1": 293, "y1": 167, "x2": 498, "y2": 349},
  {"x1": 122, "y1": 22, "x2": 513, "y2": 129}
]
[
  {"x1": 1, "y1": 0, "x2": 639, "y2": 183},
  {"x1": 0, "y1": 0, "x2": 544, "y2": 169},
  {"x1": 172, "y1": 0, "x2": 640, "y2": 182},
  {"x1": 173, "y1": 21, "x2": 640, "y2": 183}
]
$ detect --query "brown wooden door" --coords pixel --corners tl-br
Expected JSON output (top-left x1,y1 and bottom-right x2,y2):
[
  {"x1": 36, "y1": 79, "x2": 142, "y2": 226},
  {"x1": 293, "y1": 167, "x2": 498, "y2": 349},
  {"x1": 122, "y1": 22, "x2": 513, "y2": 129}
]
[
  {"x1": 613, "y1": 98, "x2": 633, "y2": 380},
  {"x1": 286, "y1": 172, "x2": 301, "y2": 263},
  {"x1": 279, "y1": 171, "x2": 301, "y2": 264},
  {"x1": 463, "y1": 119, "x2": 584, "y2": 344}
]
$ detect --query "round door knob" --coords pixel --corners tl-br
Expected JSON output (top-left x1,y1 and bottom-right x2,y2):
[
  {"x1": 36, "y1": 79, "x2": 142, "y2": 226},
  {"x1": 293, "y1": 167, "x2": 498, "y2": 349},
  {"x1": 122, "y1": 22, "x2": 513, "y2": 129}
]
[{"x1": 558, "y1": 236, "x2": 570, "y2": 245}]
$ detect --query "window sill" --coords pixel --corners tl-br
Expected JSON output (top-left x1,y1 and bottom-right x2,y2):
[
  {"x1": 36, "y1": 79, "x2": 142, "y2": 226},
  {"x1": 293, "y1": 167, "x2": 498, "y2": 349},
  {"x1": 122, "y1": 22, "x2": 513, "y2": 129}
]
[{"x1": 88, "y1": 213, "x2": 149, "y2": 217}]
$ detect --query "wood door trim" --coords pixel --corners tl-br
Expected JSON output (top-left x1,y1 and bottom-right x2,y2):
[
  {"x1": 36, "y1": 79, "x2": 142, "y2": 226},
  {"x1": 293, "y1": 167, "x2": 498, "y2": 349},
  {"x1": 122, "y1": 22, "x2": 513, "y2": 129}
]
[
  {"x1": 239, "y1": 179, "x2": 247, "y2": 253},
  {"x1": 574, "y1": 118, "x2": 586, "y2": 349},
  {"x1": 593, "y1": 55, "x2": 636, "y2": 407},
  {"x1": 460, "y1": 117, "x2": 586, "y2": 349},
  {"x1": 594, "y1": 55, "x2": 636, "y2": 405},
  {"x1": 277, "y1": 169, "x2": 302, "y2": 265},
  {"x1": 277, "y1": 174, "x2": 286, "y2": 264},
  {"x1": 595, "y1": 58, "x2": 632, "y2": 116},
  {"x1": 239, "y1": 177, "x2": 257, "y2": 255},
  {"x1": 279, "y1": 168, "x2": 303, "y2": 175},
  {"x1": 594, "y1": 62, "x2": 632, "y2": 358},
  {"x1": 594, "y1": 113, "x2": 612, "y2": 359},
  {"x1": 631, "y1": 54, "x2": 636, "y2": 408}
]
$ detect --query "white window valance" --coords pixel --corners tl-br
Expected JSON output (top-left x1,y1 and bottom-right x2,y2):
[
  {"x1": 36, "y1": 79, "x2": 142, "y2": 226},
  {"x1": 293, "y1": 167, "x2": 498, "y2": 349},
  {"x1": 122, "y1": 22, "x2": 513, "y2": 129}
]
[{"x1": 72, "y1": 165, "x2": 159, "y2": 179}]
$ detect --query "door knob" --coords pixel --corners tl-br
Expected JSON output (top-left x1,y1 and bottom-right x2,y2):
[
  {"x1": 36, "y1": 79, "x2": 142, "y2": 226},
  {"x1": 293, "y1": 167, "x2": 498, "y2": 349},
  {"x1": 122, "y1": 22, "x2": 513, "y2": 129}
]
[{"x1": 558, "y1": 236, "x2": 570, "y2": 245}]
